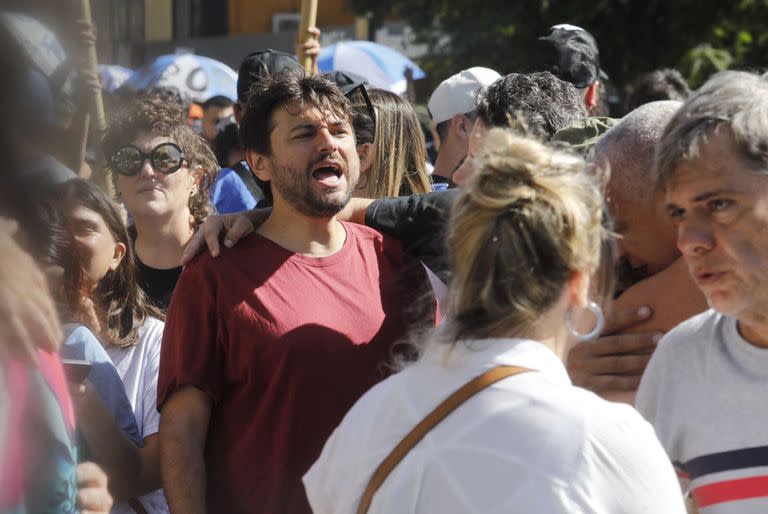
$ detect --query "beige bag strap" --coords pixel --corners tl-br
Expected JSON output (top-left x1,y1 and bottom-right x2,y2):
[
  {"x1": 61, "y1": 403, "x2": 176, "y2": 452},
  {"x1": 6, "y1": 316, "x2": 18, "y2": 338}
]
[{"x1": 356, "y1": 365, "x2": 532, "y2": 514}]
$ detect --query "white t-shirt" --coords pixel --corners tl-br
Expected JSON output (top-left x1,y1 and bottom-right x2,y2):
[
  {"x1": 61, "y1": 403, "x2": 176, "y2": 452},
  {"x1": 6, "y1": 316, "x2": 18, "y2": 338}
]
[
  {"x1": 106, "y1": 317, "x2": 168, "y2": 514},
  {"x1": 304, "y1": 337, "x2": 685, "y2": 514},
  {"x1": 636, "y1": 309, "x2": 768, "y2": 513}
]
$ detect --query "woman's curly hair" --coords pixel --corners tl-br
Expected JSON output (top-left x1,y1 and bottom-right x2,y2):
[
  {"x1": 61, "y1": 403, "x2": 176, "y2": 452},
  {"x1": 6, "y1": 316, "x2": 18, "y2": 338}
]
[{"x1": 102, "y1": 95, "x2": 217, "y2": 228}]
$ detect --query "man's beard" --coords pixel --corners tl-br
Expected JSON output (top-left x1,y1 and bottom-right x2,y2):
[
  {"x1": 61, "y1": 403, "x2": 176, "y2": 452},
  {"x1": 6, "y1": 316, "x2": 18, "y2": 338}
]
[
  {"x1": 269, "y1": 157, "x2": 358, "y2": 218},
  {"x1": 615, "y1": 257, "x2": 650, "y2": 296}
]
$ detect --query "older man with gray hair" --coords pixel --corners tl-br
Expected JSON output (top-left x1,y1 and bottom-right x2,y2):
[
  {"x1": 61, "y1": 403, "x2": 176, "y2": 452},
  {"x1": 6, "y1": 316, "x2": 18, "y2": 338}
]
[
  {"x1": 636, "y1": 71, "x2": 768, "y2": 513},
  {"x1": 567, "y1": 101, "x2": 709, "y2": 403}
]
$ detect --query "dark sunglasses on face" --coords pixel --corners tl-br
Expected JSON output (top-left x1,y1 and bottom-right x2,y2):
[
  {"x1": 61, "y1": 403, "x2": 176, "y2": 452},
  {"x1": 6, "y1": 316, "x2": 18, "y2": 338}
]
[{"x1": 110, "y1": 142, "x2": 185, "y2": 176}]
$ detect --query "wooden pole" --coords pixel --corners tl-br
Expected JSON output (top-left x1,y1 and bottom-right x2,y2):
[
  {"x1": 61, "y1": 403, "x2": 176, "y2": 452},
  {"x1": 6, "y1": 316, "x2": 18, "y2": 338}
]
[
  {"x1": 74, "y1": 0, "x2": 112, "y2": 193},
  {"x1": 298, "y1": 0, "x2": 318, "y2": 73},
  {"x1": 76, "y1": 0, "x2": 106, "y2": 132}
]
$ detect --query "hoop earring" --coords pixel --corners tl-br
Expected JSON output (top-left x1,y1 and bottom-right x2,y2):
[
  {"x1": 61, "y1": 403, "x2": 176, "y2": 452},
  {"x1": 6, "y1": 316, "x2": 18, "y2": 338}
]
[{"x1": 565, "y1": 301, "x2": 605, "y2": 342}]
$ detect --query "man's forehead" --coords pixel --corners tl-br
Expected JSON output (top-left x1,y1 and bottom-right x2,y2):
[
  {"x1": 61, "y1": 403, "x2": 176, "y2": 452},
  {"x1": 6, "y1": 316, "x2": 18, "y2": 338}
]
[{"x1": 274, "y1": 101, "x2": 348, "y2": 126}]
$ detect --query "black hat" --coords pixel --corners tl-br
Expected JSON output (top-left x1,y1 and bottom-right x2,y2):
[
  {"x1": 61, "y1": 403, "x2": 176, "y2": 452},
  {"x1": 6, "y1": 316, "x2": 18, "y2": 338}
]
[
  {"x1": 322, "y1": 70, "x2": 369, "y2": 95},
  {"x1": 236, "y1": 49, "x2": 302, "y2": 102},
  {"x1": 534, "y1": 25, "x2": 602, "y2": 89}
]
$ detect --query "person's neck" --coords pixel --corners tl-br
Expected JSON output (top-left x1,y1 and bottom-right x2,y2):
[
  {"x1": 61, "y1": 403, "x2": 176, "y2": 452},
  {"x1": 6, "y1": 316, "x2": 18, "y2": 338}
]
[
  {"x1": 133, "y1": 210, "x2": 194, "y2": 270},
  {"x1": 432, "y1": 138, "x2": 464, "y2": 181},
  {"x1": 503, "y1": 307, "x2": 571, "y2": 361},
  {"x1": 257, "y1": 200, "x2": 347, "y2": 257},
  {"x1": 737, "y1": 313, "x2": 768, "y2": 349}
]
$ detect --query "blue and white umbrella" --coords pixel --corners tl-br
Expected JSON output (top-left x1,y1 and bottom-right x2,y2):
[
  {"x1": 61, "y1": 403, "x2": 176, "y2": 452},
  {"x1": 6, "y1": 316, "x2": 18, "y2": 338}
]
[
  {"x1": 318, "y1": 41, "x2": 426, "y2": 95},
  {"x1": 121, "y1": 54, "x2": 237, "y2": 103},
  {"x1": 99, "y1": 65, "x2": 133, "y2": 93}
]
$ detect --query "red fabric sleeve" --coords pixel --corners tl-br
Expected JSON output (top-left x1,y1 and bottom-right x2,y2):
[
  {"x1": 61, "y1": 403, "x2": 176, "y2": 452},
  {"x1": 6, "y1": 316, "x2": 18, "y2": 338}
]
[{"x1": 157, "y1": 257, "x2": 223, "y2": 410}]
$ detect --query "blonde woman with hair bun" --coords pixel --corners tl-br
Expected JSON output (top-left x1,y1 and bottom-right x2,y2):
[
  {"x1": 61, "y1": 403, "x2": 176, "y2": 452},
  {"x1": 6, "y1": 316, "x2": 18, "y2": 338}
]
[{"x1": 304, "y1": 129, "x2": 685, "y2": 514}]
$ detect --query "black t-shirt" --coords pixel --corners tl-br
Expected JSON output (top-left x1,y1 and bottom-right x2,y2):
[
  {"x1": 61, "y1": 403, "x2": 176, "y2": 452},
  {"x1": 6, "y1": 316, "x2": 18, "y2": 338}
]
[
  {"x1": 364, "y1": 189, "x2": 459, "y2": 280},
  {"x1": 134, "y1": 258, "x2": 183, "y2": 312},
  {"x1": 128, "y1": 225, "x2": 183, "y2": 312}
]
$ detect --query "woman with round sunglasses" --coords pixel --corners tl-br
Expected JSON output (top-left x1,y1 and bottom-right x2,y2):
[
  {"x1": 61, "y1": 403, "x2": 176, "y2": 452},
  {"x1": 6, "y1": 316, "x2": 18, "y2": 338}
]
[{"x1": 102, "y1": 96, "x2": 217, "y2": 311}]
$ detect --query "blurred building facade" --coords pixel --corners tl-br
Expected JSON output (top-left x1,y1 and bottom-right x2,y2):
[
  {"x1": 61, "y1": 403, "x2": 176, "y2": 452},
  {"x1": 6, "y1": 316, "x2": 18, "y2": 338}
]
[{"x1": 93, "y1": 0, "x2": 425, "y2": 69}]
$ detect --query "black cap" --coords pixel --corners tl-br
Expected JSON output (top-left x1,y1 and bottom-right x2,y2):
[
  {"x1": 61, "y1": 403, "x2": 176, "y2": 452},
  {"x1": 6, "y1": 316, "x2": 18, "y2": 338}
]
[
  {"x1": 534, "y1": 25, "x2": 601, "y2": 88},
  {"x1": 322, "y1": 70, "x2": 369, "y2": 95},
  {"x1": 236, "y1": 49, "x2": 302, "y2": 102}
]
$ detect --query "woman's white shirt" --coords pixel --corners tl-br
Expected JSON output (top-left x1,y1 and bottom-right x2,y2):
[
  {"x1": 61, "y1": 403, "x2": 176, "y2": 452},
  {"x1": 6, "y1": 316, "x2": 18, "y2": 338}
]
[
  {"x1": 106, "y1": 316, "x2": 169, "y2": 514},
  {"x1": 304, "y1": 338, "x2": 685, "y2": 514}
]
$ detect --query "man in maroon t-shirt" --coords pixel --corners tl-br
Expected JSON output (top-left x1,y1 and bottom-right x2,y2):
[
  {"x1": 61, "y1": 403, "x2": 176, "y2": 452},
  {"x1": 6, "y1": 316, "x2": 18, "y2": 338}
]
[{"x1": 157, "y1": 70, "x2": 433, "y2": 514}]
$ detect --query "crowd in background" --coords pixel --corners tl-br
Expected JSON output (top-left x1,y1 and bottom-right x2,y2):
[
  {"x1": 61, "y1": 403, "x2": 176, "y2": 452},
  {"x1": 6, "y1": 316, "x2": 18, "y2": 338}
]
[{"x1": 3, "y1": 5, "x2": 768, "y2": 514}]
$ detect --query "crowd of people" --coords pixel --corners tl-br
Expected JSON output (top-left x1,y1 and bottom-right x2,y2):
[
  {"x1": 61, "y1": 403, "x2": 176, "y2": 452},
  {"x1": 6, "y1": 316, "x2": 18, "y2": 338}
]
[{"x1": 2, "y1": 9, "x2": 768, "y2": 514}]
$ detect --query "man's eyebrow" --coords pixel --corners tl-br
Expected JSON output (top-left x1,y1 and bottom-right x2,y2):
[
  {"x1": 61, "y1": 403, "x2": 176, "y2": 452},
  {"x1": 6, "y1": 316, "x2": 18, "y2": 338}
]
[
  {"x1": 288, "y1": 123, "x2": 316, "y2": 133},
  {"x1": 692, "y1": 190, "x2": 732, "y2": 202}
]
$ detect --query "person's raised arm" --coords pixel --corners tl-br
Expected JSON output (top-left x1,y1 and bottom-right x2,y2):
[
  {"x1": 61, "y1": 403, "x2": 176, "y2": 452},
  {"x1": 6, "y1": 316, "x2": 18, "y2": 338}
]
[
  {"x1": 160, "y1": 386, "x2": 212, "y2": 514},
  {"x1": 59, "y1": 20, "x2": 100, "y2": 176},
  {"x1": 295, "y1": 27, "x2": 321, "y2": 76}
]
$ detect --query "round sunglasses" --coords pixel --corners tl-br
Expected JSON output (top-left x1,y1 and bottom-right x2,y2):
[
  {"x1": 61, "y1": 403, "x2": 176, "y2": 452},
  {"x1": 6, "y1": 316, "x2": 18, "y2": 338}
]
[{"x1": 110, "y1": 142, "x2": 186, "y2": 176}]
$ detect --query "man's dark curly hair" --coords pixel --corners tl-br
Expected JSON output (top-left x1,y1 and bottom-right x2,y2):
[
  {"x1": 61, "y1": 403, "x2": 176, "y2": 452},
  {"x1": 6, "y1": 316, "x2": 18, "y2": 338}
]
[
  {"x1": 239, "y1": 68, "x2": 351, "y2": 156},
  {"x1": 102, "y1": 96, "x2": 217, "y2": 228},
  {"x1": 475, "y1": 72, "x2": 586, "y2": 139}
]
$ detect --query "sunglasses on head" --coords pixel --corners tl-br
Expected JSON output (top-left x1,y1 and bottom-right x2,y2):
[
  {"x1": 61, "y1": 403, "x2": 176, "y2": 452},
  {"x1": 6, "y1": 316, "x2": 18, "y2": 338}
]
[
  {"x1": 110, "y1": 142, "x2": 185, "y2": 176},
  {"x1": 347, "y1": 84, "x2": 376, "y2": 132}
]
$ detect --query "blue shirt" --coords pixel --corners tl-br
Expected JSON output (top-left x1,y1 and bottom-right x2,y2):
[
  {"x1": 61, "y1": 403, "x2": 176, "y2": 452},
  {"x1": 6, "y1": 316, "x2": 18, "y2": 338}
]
[
  {"x1": 211, "y1": 164, "x2": 259, "y2": 214},
  {"x1": 61, "y1": 324, "x2": 141, "y2": 447}
]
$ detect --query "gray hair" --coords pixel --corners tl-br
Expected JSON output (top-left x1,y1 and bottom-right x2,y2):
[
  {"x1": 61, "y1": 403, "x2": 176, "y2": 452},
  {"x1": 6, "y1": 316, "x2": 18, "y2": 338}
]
[
  {"x1": 592, "y1": 100, "x2": 681, "y2": 200},
  {"x1": 656, "y1": 70, "x2": 768, "y2": 188}
]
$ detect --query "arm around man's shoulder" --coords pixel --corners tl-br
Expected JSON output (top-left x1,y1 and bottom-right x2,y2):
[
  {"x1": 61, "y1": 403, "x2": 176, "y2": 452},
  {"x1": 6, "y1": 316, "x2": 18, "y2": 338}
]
[{"x1": 364, "y1": 190, "x2": 459, "y2": 277}]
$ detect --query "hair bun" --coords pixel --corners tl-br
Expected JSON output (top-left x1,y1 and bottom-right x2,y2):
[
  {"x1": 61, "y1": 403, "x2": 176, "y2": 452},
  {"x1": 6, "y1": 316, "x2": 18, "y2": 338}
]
[{"x1": 443, "y1": 127, "x2": 607, "y2": 342}]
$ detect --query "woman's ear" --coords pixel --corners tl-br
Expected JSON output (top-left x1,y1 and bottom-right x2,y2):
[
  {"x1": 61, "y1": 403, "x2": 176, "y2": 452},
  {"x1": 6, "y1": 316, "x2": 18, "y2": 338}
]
[
  {"x1": 189, "y1": 166, "x2": 204, "y2": 194},
  {"x1": 567, "y1": 270, "x2": 591, "y2": 309},
  {"x1": 109, "y1": 242, "x2": 127, "y2": 272},
  {"x1": 357, "y1": 142, "x2": 374, "y2": 174}
]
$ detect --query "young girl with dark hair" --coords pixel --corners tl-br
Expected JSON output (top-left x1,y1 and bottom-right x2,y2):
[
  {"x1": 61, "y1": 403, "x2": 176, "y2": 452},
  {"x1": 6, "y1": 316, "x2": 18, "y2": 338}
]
[{"x1": 56, "y1": 178, "x2": 168, "y2": 514}]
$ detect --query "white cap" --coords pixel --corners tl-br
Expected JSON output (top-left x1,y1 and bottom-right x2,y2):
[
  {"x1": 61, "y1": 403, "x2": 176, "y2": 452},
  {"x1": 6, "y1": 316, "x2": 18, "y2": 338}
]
[{"x1": 427, "y1": 67, "x2": 501, "y2": 124}]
